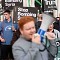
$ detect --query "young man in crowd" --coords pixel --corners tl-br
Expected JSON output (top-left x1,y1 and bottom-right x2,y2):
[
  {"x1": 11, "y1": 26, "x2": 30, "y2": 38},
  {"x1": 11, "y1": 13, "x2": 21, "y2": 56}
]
[{"x1": 0, "y1": 9, "x2": 18, "y2": 60}]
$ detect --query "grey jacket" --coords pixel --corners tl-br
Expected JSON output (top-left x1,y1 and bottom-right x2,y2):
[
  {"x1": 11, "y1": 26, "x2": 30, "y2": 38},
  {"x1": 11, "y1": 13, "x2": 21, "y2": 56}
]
[{"x1": 12, "y1": 36, "x2": 57, "y2": 60}]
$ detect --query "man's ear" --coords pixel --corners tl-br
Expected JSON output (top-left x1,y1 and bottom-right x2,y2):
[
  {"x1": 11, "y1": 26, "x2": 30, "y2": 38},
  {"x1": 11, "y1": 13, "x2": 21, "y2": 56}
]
[{"x1": 20, "y1": 29, "x2": 23, "y2": 35}]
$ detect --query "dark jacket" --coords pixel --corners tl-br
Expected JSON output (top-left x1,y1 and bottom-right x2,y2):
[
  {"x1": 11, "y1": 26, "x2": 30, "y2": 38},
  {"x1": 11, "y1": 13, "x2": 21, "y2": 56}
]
[{"x1": 11, "y1": 29, "x2": 20, "y2": 45}]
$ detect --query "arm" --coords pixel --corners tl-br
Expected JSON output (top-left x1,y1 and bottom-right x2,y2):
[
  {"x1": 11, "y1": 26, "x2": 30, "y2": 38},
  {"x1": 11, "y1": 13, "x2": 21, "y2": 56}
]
[
  {"x1": 48, "y1": 40, "x2": 57, "y2": 56},
  {"x1": 46, "y1": 32, "x2": 57, "y2": 56},
  {"x1": 0, "y1": 36, "x2": 5, "y2": 42},
  {"x1": 12, "y1": 23, "x2": 18, "y2": 32},
  {"x1": 0, "y1": 26, "x2": 5, "y2": 42}
]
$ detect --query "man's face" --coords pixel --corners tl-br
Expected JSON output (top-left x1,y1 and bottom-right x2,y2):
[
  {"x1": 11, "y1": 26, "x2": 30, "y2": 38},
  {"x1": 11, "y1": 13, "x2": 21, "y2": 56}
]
[
  {"x1": 20, "y1": 21, "x2": 36, "y2": 40},
  {"x1": 4, "y1": 12, "x2": 10, "y2": 20}
]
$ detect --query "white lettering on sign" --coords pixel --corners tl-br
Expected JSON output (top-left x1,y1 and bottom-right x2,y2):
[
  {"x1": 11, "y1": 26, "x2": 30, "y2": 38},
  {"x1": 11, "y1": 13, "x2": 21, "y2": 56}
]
[{"x1": 45, "y1": 1, "x2": 55, "y2": 5}]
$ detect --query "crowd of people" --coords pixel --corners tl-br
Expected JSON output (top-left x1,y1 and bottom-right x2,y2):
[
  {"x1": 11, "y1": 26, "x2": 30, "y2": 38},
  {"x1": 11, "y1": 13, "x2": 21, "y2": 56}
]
[{"x1": 0, "y1": 9, "x2": 60, "y2": 60}]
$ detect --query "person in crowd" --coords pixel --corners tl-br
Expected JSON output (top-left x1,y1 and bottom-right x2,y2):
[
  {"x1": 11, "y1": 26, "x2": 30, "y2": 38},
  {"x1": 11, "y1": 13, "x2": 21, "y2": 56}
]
[
  {"x1": 0, "y1": 9, "x2": 18, "y2": 60},
  {"x1": 11, "y1": 13, "x2": 43, "y2": 45},
  {"x1": 12, "y1": 16, "x2": 57, "y2": 60},
  {"x1": 35, "y1": 13, "x2": 43, "y2": 32},
  {"x1": 46, "y1": 23, "x2": 60, "y2": 46},
  {"x1": 53, "y1": 17, "x2": 60, "y2": 32},
  {"x1": 45, "y1": 24, "x2": 60, "y2": 60},
  {"x1": 11, "y1": 13, "x2": 42, "y2": 45}
]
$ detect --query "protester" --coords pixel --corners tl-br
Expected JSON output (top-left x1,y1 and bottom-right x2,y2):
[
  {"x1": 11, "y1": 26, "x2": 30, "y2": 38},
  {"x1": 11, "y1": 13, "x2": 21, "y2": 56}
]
[
  {"x1": 44, "y1": 24, "x2": 60, "y2": 60},
  {"x1": 12, "y1": 16, "x2": 57, "y2": 60},
  {"x1": 0, "y1": 9, "x2": 18, "y2": 60},
  {"x1": 11, "y1": 13, "x2": 43, "y2": 45}
]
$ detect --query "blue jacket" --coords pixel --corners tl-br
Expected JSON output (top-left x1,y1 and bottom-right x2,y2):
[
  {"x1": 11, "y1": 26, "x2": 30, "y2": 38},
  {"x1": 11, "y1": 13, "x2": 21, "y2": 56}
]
[{"x1": 0, "y1": 18, "x2": 18, "y2": 45}]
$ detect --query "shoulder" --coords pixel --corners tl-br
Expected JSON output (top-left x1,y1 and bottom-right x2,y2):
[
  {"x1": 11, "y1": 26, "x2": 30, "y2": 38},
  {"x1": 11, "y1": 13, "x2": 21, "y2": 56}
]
[
  {"x1": 54, "y1": 29, "x2": 60, "y2": 33},
  {"x1": 12, "y1": 37, "x2": 27, "y2": 48},
  {"x1": 12, "y1": 38, "x2": 23, "y2": 51},
  {"x1": 12, "y1": 38, "x2": 23, "y2": 46},
  {"x1": 12, "y1": 37, "x2": 31, "y2": 51}
]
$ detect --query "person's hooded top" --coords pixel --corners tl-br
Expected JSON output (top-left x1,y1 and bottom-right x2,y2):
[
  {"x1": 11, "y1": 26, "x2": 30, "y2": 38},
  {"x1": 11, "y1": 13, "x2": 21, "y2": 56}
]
[{"x1": 0, "y1": 17, "x2": 18, "y2": 45}]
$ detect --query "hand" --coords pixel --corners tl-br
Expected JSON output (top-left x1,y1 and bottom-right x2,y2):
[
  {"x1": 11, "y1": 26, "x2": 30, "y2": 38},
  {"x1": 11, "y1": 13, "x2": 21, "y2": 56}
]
[
  {"x1": 0, "y1": 36, "x2": 5, "y2": 42},
  {"x1": 12, "y1": 26, "x2": 16, "y2": 31},
  {"x1": 32, "y1": 33, "x2": 41, "y2": 44},
  {"x1": 46, "y1": 32, "x2": 56, "y2": 40}
]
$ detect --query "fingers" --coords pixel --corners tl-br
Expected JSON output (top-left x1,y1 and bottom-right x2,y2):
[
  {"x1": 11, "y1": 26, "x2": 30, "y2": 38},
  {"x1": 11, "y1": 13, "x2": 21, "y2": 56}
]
[
  {"x1": 32, "y1": 33, "x2": 41, "y2": 44},
  {"x1": 46, "y1": 32, "x2": 56, "y2": 40},
  {"x1": 12, "y1": 26, "x2": 16, "y2": 31}
]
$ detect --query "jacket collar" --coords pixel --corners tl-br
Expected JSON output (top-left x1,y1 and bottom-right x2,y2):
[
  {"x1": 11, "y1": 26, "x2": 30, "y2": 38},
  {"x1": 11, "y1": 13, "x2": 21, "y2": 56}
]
[{"x1": 4, "y1": 17, "x2": 12, "y2": 23}]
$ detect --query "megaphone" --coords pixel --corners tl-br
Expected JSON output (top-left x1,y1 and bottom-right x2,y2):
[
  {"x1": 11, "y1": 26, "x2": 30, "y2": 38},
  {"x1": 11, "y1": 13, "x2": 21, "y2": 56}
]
[{"x1": 37, "y1": 13, "x2": 56, "y2": 42}]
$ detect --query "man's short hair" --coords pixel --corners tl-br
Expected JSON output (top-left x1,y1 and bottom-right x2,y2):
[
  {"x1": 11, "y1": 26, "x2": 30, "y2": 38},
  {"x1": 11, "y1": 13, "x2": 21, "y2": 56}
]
[
  {"x1": 18, "y1": 16, "x2": 35, "y2": 30},
  {"x1": 4, "y1": 9, "x2": 11, "y2": 14}
]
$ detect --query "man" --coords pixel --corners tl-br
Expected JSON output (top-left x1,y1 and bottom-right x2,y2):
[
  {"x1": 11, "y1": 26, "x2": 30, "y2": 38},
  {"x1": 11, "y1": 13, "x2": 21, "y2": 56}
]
[
  {"x1": 0, "y1": 10, "x2": 18, "y2": 59},
  {"x1": 12, "y1": 16, "x2": 57, "y2": 60},
  {"x1": 35, "y1": 13, "x2": 43, "y2": 32},
  {"x1": 53, "y1": 17, "x2": 60, "y2": 32}
]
